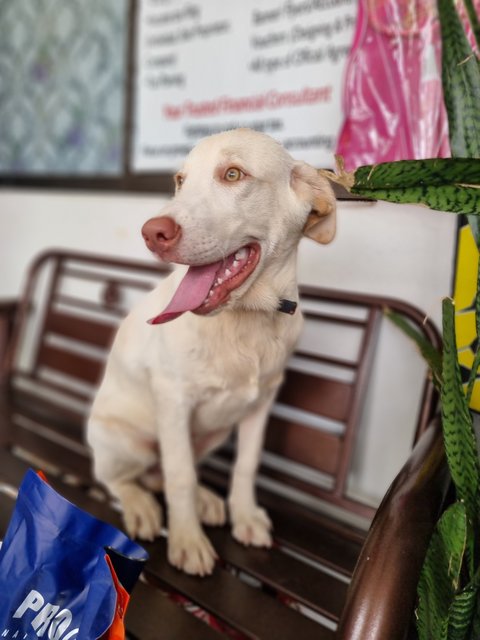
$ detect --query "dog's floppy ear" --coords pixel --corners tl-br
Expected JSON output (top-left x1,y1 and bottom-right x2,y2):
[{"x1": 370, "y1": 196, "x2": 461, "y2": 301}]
[{"x1": 291, "y1": 162, "x2": 336, "y2": 244}]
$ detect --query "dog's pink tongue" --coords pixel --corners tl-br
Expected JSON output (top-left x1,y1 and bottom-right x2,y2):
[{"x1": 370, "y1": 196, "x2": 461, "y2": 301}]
[{"x1": 148, "y1": 262, "x2": 221, "y2": 325}]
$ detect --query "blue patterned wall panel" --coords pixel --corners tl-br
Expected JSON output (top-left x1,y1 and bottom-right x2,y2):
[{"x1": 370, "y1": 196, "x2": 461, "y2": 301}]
[{"x1": 0, "y1": 0, "x2": 128, "y2": 175}]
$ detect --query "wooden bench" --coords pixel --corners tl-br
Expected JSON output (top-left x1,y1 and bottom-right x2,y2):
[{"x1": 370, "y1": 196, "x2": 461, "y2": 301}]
[{"x1": 0, "y1": 249, "x2": 449, "y2": 639}]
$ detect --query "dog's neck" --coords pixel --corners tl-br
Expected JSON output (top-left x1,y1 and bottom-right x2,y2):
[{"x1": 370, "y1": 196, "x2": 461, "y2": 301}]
[{"x1": 232, "y1": 247, "x2": 300, "y2": 316}]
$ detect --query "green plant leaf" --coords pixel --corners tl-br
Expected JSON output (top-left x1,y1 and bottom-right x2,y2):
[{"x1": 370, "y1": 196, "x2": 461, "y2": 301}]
[
  {"x1": 441, "y1": 298, "x2": 480, "y2": 528},
  {"x1": 447, "y1": 587, "x2": 478, "y2": 640},
  {"x1": 447, "y1": 563, "x2": 480, "y2": 639},
  {"x1": 351, "y1": 184, "x2": 480, "y2": 214},
  {"x1": 467, "y1": 215, "x2": 480, "y2": 248},
  {"x1": 319, "y1": 157, "x2": 480, "y2": 214},
  {"x1": 463, "y1": 0, "x2": 480, "y2": 51},
  {"x1": 385, "y1": 309, "x2": 442, "y2": 390},
  {"x1": 470, "y1": 593, "x2": 480, "y2": 638},
  {"x1": 438, "y1": 0, "x2": 480, "y2": 158},
  {"x1": 466, "y1": 348, "x2": 480, "y2": 408},
  {"x1": 417, "y1": 502, "x2": 468, "y2": 640},
  {"x1": 353, "y1": 158, "x2": 480, "y2": 189}
]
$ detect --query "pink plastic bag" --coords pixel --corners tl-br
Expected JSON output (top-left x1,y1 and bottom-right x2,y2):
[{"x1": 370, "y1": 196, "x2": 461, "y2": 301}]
[{"x1": 336, "y1": 0, "x2": 451, "y2": 170}]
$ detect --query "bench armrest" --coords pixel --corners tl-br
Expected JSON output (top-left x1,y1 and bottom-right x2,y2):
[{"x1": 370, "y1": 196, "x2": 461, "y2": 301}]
[
  {"x1": 0, "y1": 299, "x2": 18, "y2": 322},
  {"x1": 337, "y1": 417, "x2": 449, "y2": 640},
  {"x1": 0, "y1": 299, "x2": 19, "y2": 379}
]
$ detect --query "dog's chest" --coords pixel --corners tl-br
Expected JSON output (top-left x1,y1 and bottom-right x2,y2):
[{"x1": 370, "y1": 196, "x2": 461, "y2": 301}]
[
  {"x1": 191, "y1": 322, "x2": 296, "y2": 431},
  {"x1": 192, "y1": 366, "x2": 280, "y2": 432}
]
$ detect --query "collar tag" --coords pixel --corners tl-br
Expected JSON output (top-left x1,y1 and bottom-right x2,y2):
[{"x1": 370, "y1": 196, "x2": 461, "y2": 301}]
[{"x1": 277, "y1": 299, "x2": 298, "y2": 315}]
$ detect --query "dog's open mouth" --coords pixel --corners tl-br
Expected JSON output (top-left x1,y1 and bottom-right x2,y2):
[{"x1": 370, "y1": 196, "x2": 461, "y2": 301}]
[{"x1": 149, "y1": 243, "x2": 260, "y2": 325}]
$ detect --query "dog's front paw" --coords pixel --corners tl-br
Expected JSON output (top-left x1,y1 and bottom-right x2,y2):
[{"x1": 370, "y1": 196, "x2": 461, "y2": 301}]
[
  {"x1": 168, "y1": 527, "x2": 217, "y2": 576},
  {"x1": 231, "y1": 506, "x2": 273, "y2": 548},
  {"x1": 118, "y1": 485, "x2": 163, "y2": 541},
  {"x1": 197, "y1": 485, "x2": 226, "y2": 526}
]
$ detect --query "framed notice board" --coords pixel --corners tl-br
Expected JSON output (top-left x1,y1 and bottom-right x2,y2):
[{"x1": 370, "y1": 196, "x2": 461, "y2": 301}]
[{"x1": 0, "y1": 0, "x2": 357, "y2": 193}]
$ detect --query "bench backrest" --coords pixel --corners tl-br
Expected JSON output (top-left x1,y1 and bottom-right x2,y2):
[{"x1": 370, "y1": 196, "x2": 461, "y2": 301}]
[
  {"x1": 5, "y1": 251, "x2": 440, "y2": 521},
  {"x1": 6, "y1": 251, "x2": 169, "y2": 478}
]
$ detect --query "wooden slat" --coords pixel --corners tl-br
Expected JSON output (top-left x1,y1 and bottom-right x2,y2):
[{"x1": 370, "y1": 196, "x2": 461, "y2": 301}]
[
  {"x1": 0, "y1": 491, "x2": 15, "y2": 536},
  {"x1": 294, "y1": 348, "x2": 358, "y2": 370},
  {"x1": 208, "y1": 528, "x2": 348, "y2": 621},
  {"x1": 0, "y1": 449, "x2": 33, "y2": 485},
  {"x1": 143, "y1": 539, "x2": 335, "y2": 640},
  {"x1": 60, "y1": 267, "x2": 156, "y2": 290},
  {"x1": 201, "y1": 465, "x2": 365, "y2": 576},
  {"x1": 259, "y1": 465, "x2": 375, "y2": 519},
  {"x1": 55, "y1": 294, "x2": 129, "y2": 318},
  {"x1": 36, "y1": 343, "x2": 104, "y2": 385},
  {"x1": 265, "y1": 417, "x2": 341, "y2": 475},
  {"x1": 302, "y1": 310, "x2": 367, "y2": 327},
  {"x1": 13, "y1": 370, "x2": 92, "y2": 403},
  {"x1": 278, "y1": 370, "x2": 353, "y2": 422},
  {"x1": 0, "y1": 451, "x2": 115, "y2": 524},
  {"x1": 10, "y1": 421, "x2": 92, "y2": 480},
  {"x1": 44, "y1": 308, "x2": 116, "y2": 349},
  {"x1": 12, "y1": 388, "x2": 86, "y2": 435},
  {"x1": 126, "y1": 581, "x2": 225, "y2": 640}
]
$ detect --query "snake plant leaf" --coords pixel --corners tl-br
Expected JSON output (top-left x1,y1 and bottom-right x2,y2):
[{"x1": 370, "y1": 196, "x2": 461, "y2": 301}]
[
  {"x1": 447, "y1": 588, "x2": 479, "y2": 640},
  {"x1": 467, "y1": 348, "x2": 480, "y2": 408},
  {"x1": 353, "y1": 158, "x2": 480, "y2": 189},
  {"x1": 385, "y1": 309, "x2": 442, "y2": 391},
  {"x1": 350, "y1": 185, "x2": 480, "y2": 214},
  {"x1": 469, "y1": 216, "x2": 480, "y2": 247},
  {"x1": 470, "y1": 595, "x2": 480, "y2": 639},
  {"x1": 463, "y1": 0, "x2": 480, "y2": 51},
  {"x1": 447, "y1": 565, "x2": 480, "y2": 640},
  {"x1": 441, "y1": 298, "x2": 480, "y2": 527},
  {"x1": 437, "y1": 0, "x2": 480, "y2": 159},
  {"x1": 438, "y1": 0, "x2": 480, "y2": 244},
  {"x1": 448, "y1": 563, "x2": 480, "y2": 639},
  {"x1": 417, "y1": 502, "x2": 468, "y2": 640},
  {"x1": 319, "y1": 158, "x2": 480, "y2": 215}
]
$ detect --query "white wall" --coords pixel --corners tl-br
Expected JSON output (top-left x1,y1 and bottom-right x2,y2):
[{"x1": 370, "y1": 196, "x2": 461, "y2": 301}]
[
  {"x1": 0, "y1": 189, "x2": 166, "y2": 297},
  {"x1": 0, "y1": 189, "x2": 457, "y2": 506},
  {"x1": 0, "y1": 190, "x2": 456, "y2": 314}
]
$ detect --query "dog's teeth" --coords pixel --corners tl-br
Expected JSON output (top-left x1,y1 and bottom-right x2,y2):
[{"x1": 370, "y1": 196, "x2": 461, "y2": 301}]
[
  {"x1": 233, "y1": 260, "x2": 239, "y2": 268},
  {"x1": 235, "y1": 248, "x2": 248, "y2": 261},
  {"x1": 225, "y1": 269, "x2": 232, "y2": 277},
  {"x1": 217, "y1": 278, "x2": 223, "y2": 285}
]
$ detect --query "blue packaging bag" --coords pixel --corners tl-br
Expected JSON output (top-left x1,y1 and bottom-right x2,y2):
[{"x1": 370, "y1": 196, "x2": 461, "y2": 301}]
[{"x1": 0, "y1": 470, "x2": 148, "y2": 640}]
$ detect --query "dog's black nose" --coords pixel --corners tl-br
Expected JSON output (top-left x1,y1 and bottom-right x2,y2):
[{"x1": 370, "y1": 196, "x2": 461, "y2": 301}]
[{"x1": 142, "y1": 216, "x2": 182, "y2": 256}]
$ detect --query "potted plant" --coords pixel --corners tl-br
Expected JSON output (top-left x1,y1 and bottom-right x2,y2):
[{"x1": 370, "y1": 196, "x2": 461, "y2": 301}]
[{"x1": 322, "y1": 0, "x2": 480, "y2": 635}]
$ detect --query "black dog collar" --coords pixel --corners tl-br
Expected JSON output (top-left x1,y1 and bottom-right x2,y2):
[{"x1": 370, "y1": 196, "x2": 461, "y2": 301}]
[{"x1": 277, "y1": 299, "x2": 298, "y2": 315}]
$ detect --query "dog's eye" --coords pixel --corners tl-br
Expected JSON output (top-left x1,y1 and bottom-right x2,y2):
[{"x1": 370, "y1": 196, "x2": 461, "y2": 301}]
[
  {"x1": 175, "y1": 174, "x2": 184, "y2": 190},
  {"x1": 224, "y1": 167, "x2": 244, "y2": 182}
]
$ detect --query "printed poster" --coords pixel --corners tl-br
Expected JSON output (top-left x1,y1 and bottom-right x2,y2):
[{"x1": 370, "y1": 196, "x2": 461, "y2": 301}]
[{"x1": 133, "y1": 0, "x2": 357, "y2": 171}]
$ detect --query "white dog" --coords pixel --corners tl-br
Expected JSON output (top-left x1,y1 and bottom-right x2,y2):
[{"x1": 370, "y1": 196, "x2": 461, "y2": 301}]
[{"x1": 87, "y1": 129, "x2": 336, "y2": 576}]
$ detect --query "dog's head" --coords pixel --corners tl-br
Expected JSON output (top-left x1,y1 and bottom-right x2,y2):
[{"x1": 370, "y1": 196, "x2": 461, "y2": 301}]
[{"x1": 143, "y1": 129, "x2": 336, "y2": 323}]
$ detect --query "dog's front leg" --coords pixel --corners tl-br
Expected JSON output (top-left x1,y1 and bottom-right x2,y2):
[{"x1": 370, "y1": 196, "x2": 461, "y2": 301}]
[
  {"x1": 229, "y1": 391, "x2": 276, "y2": 548},
  {"x1": 156, "y1": 400, "x2": 217, "y2": 576}
]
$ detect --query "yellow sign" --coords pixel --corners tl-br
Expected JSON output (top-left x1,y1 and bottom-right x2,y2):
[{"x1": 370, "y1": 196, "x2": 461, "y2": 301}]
[{"x1": 454, "y1": 222, "x2": 480, "y2": 411}]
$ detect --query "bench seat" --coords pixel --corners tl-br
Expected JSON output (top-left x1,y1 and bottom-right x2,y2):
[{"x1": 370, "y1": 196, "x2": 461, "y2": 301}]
[{"x1": 0, "y1": 250, "x2": 448, "y2": 639}]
